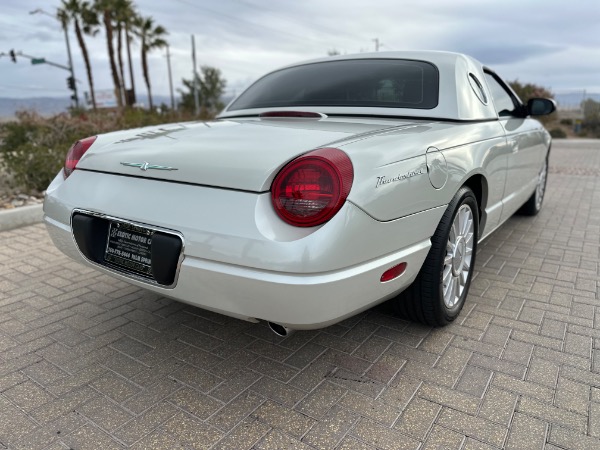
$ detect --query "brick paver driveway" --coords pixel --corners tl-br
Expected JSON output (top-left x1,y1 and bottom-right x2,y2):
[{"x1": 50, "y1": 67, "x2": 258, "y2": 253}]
[{"x1": 1, "y1": 139, "x2": 599, "y2": 450}]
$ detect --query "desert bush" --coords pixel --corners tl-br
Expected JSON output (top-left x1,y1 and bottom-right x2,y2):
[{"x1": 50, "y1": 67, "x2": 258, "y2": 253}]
[
  {"x1": 559, "y1": 118, "x2": 573, "y2": 126},
  {"x1": 581, "y1": 99, "x2": 600, "y2": 138},
  {"x1": 549, "y1": 127, "x2": 567, "y2": 138},
  {"x1": 509, "y1": 80, "x2": 555, "y2": 125},
  {"x1": 0, "y1": 111, "x2": 99, "y2": 192}
]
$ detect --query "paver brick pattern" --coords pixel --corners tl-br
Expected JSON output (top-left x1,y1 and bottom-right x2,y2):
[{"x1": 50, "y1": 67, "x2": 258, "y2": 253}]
[{"x1": 0, "y1": 140, "x2": 599, "y2": 449}]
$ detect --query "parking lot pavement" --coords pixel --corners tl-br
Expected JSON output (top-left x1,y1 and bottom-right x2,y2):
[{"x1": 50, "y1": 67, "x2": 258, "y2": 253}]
[{"x1": 0, "y1": 139, "x2": 599, "y2": 450}]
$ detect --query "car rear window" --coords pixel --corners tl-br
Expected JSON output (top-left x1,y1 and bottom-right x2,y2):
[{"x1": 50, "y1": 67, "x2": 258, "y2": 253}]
[{"x1": 228, "y1": 59, "x2": 439, "y2": 111}]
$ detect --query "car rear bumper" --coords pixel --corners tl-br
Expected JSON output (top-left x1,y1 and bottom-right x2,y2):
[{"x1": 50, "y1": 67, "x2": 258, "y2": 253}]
[
  {"x1": 44, "y1": 170, "x2": 443, "y2": 329},
  {"x1": 45, "y1": 214, "x2": 429, "y2": 328}
]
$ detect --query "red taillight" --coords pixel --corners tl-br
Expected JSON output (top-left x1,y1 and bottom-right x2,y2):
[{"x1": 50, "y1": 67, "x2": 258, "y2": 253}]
[
  {"x1": 380, "y1": 263, "x2": 407, "y2": 282},
  {"x1": 271, "y1": 148, "x2": 353, "y2": 227},
  {"x1": 63, "y1": 136, "x2": 97, "y2": 179}
]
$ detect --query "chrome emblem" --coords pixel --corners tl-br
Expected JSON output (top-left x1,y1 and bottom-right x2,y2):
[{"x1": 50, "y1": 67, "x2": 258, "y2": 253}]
[
  {"x1": 375, "y1": 167, "x2": 425, "y2": 188},
  {"x1": 120, "y1": 162, "x2": 178, "y2": 171}
]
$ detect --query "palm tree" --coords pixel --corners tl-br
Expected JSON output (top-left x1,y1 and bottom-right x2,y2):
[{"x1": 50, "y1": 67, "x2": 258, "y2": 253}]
[
  {"x1": 59, "y1": 0, "x2": 99, "y2": 110},
  {"x1": 134, "y1": 16, "x2": 167, "y2": 110},
  {"x1": 94, "y1": 0, "x2": 123, "y2": 109},
  {"x1": 113, "y1": 0, "x2": 136, "y2": 106}
]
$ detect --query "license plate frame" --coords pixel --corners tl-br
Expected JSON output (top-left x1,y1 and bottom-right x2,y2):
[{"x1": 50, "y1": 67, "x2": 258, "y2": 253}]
[{"x1": 104, "y1": 221, "x2": 155, "y2": 278}]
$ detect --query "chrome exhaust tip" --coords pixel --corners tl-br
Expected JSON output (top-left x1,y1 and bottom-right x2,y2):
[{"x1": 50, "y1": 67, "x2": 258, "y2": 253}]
[{"x1": 268, "y1": 322, "x2": 295, "y2": 337}]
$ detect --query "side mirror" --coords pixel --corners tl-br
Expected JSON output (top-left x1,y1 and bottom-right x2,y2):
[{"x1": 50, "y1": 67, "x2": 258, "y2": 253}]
[{"x1": 527, "y1": 98, "x2": 556, "y2": 116}]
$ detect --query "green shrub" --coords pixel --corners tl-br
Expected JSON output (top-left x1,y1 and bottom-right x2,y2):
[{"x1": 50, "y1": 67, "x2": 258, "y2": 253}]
[
  {"x1": 549, "y1": 127, "x2": 567, "y2": 139},
  {"x1": 0, "y1": 111, "x2": 98, "y2": 192},
  {"x1": 559, "y1": 118, "x2": 573, "y2": 126}
]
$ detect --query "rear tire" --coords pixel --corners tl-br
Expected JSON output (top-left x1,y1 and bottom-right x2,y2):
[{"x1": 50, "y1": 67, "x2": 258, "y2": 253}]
[
  {"x1": 519, "y1": 157, "x2": 548, "y2": 216},
  {"x1": 393, "y1": 186, "x2": 479, "y2": 326}
]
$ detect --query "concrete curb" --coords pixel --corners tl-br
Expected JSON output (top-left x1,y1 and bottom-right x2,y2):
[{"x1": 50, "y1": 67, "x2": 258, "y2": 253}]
[{"x1": 0, "y1": 204, "x2": 44, "y2": 232}]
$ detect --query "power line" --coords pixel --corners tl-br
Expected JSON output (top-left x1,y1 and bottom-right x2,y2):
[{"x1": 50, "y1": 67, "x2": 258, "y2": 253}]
[
  {"x1": 223, "y1": 0, "x2": 358, "y2": 44},
  {"x1": 169, "y1": 0, "x2": 389, "y2": 57}
]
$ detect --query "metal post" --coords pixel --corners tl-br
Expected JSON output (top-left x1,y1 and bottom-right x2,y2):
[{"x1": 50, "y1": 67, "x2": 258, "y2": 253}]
[
  {"x1": 166, "y1": 44, "x2": 175, "y2": 110},
  {"x1": 30, "y1": 8, "x2": 79, "y2": 108},
  {"x1": 191, "y1": 35, "x2": 200, "y2": 116}
]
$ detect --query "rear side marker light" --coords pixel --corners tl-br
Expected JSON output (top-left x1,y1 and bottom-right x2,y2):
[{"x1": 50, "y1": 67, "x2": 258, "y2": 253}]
[
  {"x1": 271, "y1": 147, "x2": 353, "y2": 227},
  {"x1": 380, "y1": 263, "x2": 407, "y2": 282},
  {"x1": 64, "y1": 136, "x2": 97, "y2": 179}
]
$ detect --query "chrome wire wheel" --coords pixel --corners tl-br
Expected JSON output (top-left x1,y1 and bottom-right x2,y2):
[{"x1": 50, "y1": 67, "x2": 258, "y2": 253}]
[
  {"x1": 442, "y1": 204, "x2": 475, "y2": 308},
  {"x1": 535, "y1": 159, "x2": 548, "y2": 211}
]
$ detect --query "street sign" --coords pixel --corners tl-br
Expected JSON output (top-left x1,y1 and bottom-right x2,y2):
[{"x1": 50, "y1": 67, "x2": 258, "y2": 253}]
[{"x1": 31, "y1": 58, "x2": 46, "y2": 65}]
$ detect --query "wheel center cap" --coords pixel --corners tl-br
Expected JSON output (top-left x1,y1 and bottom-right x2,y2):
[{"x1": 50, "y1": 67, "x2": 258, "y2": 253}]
[{"x1": 452, "y1": 237, "x2": 466, "y2": 275}]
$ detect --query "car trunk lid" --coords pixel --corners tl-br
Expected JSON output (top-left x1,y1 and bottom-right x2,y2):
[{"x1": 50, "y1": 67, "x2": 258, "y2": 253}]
[{"x1": 75, "y1": 116, "x2": 429, "y2": 192}]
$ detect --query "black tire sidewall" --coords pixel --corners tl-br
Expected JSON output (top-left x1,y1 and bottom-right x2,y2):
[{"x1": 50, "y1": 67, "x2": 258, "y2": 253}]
[
  {"x1": 535, "y1": 157, "x2": 549, "y2": 213},
  {"x1": 519, "y1": 152, "x2": 550, "y2": 216}
]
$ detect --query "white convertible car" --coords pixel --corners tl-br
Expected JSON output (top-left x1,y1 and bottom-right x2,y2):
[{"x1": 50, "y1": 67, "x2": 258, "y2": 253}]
[{"x1": 44, "y1": 51, "x2": 555, "y2": 335}]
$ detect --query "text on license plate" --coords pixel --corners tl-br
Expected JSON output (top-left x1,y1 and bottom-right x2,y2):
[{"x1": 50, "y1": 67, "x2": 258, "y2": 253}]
[{"x1": 105, "y1": 221, "x2": 154, "y2": 276}]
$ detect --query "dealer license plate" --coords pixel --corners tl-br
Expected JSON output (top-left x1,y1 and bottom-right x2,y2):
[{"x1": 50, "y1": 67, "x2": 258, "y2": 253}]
[{"x1": 105, "y1": 221, "x2": 154, "y2": 277}]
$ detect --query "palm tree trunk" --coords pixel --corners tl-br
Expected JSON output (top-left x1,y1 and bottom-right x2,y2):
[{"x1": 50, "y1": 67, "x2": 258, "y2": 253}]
[
  {"x1": 117, "y1": 23, "x2": 127, "y2": 106},
  {"x1": 103, "y1": 10, "x2": 123, "y2": 109},
  {"x1": 125, "y1": 22, "x2": 136, "y2": 104},
  {"x1": 74, "y1": 19, "x2": 96, "y2": 110},
  {"x1": 141, "y1": 46, "x2": 152, "y2": 110}
]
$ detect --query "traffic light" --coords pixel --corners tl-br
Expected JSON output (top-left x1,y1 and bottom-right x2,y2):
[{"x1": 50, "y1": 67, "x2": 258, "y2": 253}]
[
  {"x1": 9, "y1": 49, "x2": 16, "y2": 63},
  {"x1": 67, "y1": 76, "x2": 75, "y2": 91}
]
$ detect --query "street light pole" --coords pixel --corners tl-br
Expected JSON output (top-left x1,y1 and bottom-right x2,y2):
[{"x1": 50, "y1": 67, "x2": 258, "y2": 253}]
[
  {"x1": 191, "y1": 35, "x2": 200, "y2": 116},
  {"x1": 372, "y1": 38, "x2": 380, "y2": 52},
  {"x1": 30, "y1": 8, "x2": 79, "y2": 108}
]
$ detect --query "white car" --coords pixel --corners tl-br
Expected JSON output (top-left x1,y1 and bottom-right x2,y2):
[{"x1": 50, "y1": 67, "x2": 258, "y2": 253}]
[{"x1": 44, "y1": 51, "x2": 555, "y2": 335}]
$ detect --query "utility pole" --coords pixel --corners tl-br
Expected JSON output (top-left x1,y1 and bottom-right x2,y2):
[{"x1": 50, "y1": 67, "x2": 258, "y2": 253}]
[
  {"x1": 30, "y1": 8, "x2": 79, "y2": 108},
  {"x1": 191, "y1": 35, "x2": 200, "y2": 116},
  {"x1": 166, "y1": 44, "x2": 175, "y2": 110},
  {"x1": 373, "y1": 38, "x2": 380, "y2": 52}
]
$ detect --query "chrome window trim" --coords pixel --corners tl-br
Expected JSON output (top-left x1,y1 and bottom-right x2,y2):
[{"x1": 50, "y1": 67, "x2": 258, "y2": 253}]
[{"x1": 468, "y1": 73, "x2": 488, "y2": 105}]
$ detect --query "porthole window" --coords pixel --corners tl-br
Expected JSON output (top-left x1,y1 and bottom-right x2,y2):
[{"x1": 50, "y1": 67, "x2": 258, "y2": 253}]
[{"x1": 468, "y1": 73, "x2": 488, "y2": 105}]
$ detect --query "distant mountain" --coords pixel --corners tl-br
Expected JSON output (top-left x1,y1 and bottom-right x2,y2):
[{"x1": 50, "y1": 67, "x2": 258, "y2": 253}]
[
  {"x1": 553, "y1": 92, "x2": 600, "y2": 110},
  {"x1": 0, "y1": 95, "x2": 175, "y2": 120},
  {"x1": 0, "y1": 97, "x2": 72, "y2": 119}
]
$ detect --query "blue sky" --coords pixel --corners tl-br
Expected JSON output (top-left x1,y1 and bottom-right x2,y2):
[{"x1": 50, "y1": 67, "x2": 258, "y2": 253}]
[{"x1": 1, "y1": 0, "x2": 599, "y2": 99}]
